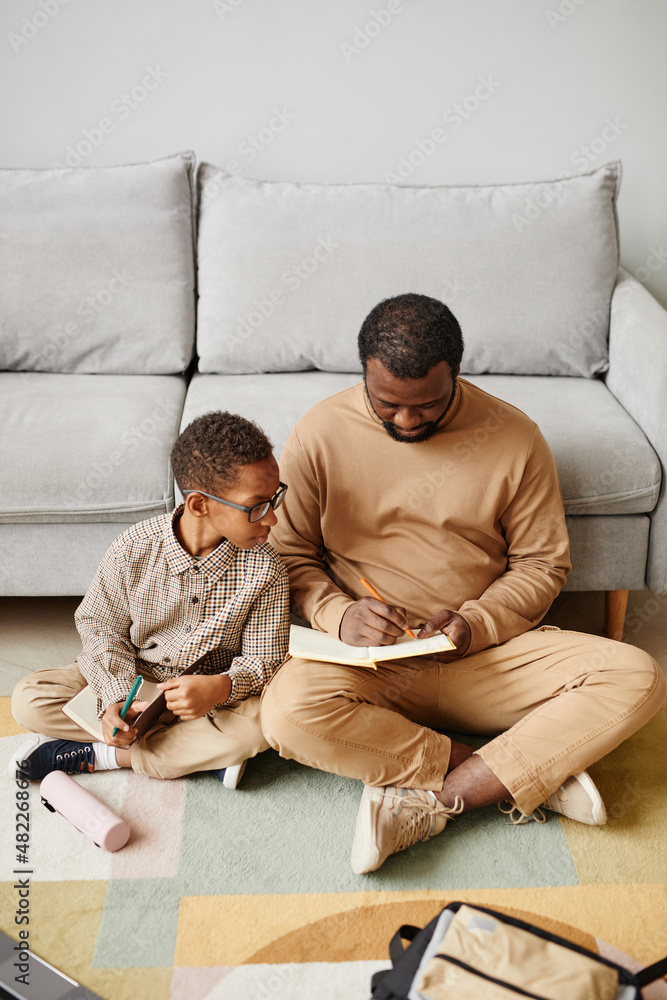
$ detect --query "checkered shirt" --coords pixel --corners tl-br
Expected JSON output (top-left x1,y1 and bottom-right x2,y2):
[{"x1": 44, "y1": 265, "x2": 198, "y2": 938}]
[{"x1": 75, "y1": 505, "x2": 290, "y2": 717}]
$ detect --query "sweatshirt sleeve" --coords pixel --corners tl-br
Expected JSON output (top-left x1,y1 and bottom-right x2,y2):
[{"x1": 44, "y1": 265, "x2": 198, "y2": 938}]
[
  {"x1": 457, "y1": 425, "x2": 571, "y2": 654},
  {"x1": 272, "y1": 427, "x2": 355, "y2": 633}
]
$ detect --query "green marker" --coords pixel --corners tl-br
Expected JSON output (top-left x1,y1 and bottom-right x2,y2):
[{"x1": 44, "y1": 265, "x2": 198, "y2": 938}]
[{"x1": 113, "y1": 676, "x2": 143, "y2": 737}]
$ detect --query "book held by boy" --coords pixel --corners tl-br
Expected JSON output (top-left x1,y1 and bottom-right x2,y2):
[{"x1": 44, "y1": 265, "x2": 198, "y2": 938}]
[
  {"x1": 61, "y1": 656, "x2": 206, "y2": 742},
  {"x1": 61, "y1": 678, "x2": 161, "y2": 742},
  {"x1": 288, "y1": 624, "x2": 456, "y2": 668}
]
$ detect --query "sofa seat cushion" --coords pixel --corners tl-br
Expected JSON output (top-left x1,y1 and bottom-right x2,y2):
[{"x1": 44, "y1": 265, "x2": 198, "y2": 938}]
[
  {"x1": 465, "y1": 375, "x2": 660, "y2": 515},
  {"x1": 0, "y1": 373, "x2": 186, "y2": 522},
  {"x1": 180, "y1": 372, "x2": 362, "y2": 459},
  {"x1": 182, "y1": 372, "x2": 660, "y2": 517}
]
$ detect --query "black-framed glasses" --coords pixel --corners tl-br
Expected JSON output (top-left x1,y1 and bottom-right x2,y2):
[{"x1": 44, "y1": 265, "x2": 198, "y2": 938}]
[{"x1": 182, "y1": 482, "x2": 288, "y2": 523}]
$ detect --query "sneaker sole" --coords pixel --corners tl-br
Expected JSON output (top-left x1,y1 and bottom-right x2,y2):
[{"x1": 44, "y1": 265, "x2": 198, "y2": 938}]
[
  {"x1": 573, "y1": 770, "x2": 607, "y2": 825},
  {"x1": 221, "y1": 759, "x2": 247, "y2": 789},
  {"x1": 545, "y1": 770, "x2": 607, "y2": 826},
  {"x1": 351, "y1": 785, "x2": 382, "y2": 874}
]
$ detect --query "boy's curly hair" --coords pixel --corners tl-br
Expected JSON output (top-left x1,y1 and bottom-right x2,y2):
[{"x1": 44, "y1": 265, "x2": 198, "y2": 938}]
[{"x1": 171, "y1": 411, "x2": 273, "y2": 494}]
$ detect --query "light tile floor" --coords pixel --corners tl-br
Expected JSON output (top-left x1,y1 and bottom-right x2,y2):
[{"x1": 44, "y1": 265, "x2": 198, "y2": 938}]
[{"x1": 1, "y1": 588, "x2": 666, "y2": 697}]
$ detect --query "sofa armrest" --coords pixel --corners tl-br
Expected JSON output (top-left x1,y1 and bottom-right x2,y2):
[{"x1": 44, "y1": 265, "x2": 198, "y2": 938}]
[{"x1": 606, "y1": 267, "x2": 667, "y2": 594}]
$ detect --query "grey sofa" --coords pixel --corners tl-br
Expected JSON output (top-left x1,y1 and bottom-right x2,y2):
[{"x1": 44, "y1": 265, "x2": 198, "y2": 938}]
[{"x1": 1, "y1": 152, "x2": 665, "y2": 642}]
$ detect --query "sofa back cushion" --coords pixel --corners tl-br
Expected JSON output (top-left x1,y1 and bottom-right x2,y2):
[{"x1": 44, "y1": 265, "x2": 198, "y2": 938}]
[
  {"x1": 0, "y1": 152, "x2": 196, "y2": 374},
  {"x1": 196, "y1": 161, "x2": 620, "y2": 377}
]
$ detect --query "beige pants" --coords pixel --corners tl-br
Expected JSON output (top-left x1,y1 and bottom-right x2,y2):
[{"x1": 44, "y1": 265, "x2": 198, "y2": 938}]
[
  {"x1": 11, "y1": 663, "x2": 269, "y2": 779},
  {"x1": 260, "y1": 626, "x2": 666, "y2": 815}
]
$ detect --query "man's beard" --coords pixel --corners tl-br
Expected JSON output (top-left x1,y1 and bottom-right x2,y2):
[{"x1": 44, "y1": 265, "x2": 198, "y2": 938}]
[{"x1": 365, "y1": 377, "x2": 458, "y2": 444}]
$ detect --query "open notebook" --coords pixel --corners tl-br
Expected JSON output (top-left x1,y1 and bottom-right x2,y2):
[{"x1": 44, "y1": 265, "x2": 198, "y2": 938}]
[
  {"x1": 288, "y1": 624, "x2": 455, "y2": 668},
  {"x1": 61, "y1": 655, "x2": 206, "y2": 743}
]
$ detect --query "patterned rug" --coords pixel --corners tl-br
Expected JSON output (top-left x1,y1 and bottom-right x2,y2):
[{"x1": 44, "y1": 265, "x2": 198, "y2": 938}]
[{"x1": 1, "y1": 696, "x2": 666, "y2": 1000}]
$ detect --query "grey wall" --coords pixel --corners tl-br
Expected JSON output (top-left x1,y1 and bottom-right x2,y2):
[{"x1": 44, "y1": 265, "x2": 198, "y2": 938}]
[{"x1": 2, "y1": 0, "x2": 666, "y2": 306}]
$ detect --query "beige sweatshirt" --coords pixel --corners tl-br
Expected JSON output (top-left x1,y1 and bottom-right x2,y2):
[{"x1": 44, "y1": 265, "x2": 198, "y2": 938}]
[{"x1": 271, "y1": 378, "x2": 571, "y2": 655}]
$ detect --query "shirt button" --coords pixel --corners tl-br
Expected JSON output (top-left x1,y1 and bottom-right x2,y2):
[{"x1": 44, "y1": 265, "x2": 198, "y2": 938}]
[
  {"x1": 192, "y1": 597, "x2": 199, "y2": 604},
  {"x1": 184, "y1": 626, "x2": 192, "y2": 633},
  {"x1": 164, "y1": 656, "x2": 171, "y2": 663}
]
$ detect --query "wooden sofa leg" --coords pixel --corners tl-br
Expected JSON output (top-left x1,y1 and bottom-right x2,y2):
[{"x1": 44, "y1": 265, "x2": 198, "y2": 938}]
[{"x1": 604, "y1": 589, "x2": 629, "y2": 641}]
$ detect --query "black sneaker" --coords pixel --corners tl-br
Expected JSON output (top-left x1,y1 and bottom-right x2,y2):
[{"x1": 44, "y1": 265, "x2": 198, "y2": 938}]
[{"x1": 9, "y1": 734, "x2": 96, "y2": 781}]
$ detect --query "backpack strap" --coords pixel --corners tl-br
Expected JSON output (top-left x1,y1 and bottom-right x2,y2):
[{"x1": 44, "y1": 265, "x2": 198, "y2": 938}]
[
  {"x1": 389, "y1": 925, "x2": 420, "y2": 965},
  {"x1": 371, "y1": 921, "x2": 442, "y2": 998},
  {"x1": 635, "y1": 956, "x2": 667, "y2": 988}
]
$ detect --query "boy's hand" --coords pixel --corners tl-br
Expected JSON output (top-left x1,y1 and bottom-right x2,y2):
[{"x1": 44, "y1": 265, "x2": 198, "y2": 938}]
[
  {"x1": 157, "y1": 674, "x2": 232, "y2": 720},
  {"x1": 101, "y1": 700, "x2": 149, "y2": 748},
  {"x1": 417, "y1": 610, "x2": 471, "y2": 662}
]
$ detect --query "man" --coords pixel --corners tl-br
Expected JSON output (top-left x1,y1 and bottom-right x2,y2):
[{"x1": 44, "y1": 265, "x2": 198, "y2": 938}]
[{"x1": 261, "y1": 293, "x2": 665, "y2": 874}]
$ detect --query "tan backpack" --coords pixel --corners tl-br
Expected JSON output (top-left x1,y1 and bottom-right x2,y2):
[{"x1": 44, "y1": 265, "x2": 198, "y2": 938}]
[{"x1": 371, "y1": 902, "x2": 667, "y2": 1000}]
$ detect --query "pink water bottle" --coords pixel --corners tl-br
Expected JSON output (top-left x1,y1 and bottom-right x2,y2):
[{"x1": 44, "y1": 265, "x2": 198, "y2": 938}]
[{"x1": 40, "y1": 771, "x2": 131, "y2": 852}]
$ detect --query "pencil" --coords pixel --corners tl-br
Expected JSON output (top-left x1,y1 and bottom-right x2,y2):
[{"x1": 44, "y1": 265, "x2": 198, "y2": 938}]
[{"x1": 359, "y1": 578, "x2": 417, "y2": 639}]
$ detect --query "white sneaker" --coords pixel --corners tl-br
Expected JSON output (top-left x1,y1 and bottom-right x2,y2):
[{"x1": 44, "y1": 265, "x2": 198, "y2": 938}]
[
  {"x1": 543, "y1": 771, "x2": 607, "y2": 825},
  {"x1": 499, "y1": 770, "x2": 607, "y2": 827},
  {"x1": 216, "y1": 760, "x2": 247, "y2": 789},
  {"x1": 351, "y1": 784, "x2": 464, "y2": 874}
]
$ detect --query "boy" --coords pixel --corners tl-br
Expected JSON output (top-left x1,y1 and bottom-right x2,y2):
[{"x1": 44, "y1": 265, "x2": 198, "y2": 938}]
[{"x1": 10, "y1": 411, "x2": 290, "y2": 788}]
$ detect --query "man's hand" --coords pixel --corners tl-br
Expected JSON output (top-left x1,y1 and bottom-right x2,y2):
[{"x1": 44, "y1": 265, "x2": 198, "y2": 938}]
[
  {"x1": 340, "y1": 598, "x2": 409, "y2": 646},
  {"x1": 157, "y1": 674, "x2": 232, "y2": 720},
  {"x1": 417, "y1": 610, "x2": 472, "y2": 663},
  {"x1": 101, "y1": 700, "x2": 149, "y2": 748}
]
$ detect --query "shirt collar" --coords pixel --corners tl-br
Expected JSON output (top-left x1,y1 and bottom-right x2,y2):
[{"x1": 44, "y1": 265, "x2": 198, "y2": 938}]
[{"x1": 164, "y1": 504, "x2": 238, "y2": 578}]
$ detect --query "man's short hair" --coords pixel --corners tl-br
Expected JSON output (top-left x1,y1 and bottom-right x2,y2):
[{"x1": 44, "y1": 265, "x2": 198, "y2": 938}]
[
  {"x1": 171, "y1": 411, "x2": 273, "y2": 494},
  {"x1": 358, "y1": 293, "x2": 464, "y2": 379}
]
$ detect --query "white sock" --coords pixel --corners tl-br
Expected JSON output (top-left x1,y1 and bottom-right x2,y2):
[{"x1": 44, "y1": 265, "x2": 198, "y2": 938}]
[{"x1": 92, "y1": 742, "x2": 121, "y2": 770}]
